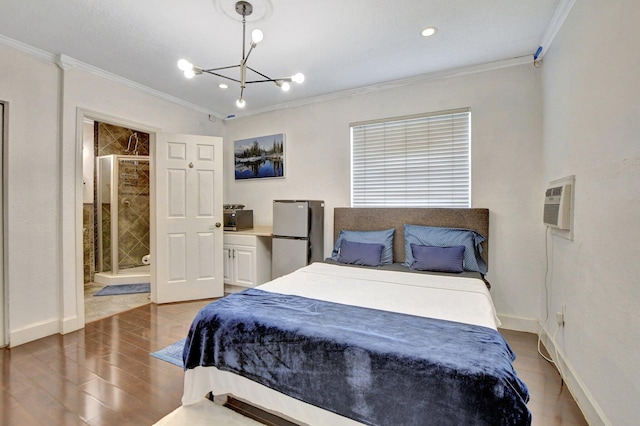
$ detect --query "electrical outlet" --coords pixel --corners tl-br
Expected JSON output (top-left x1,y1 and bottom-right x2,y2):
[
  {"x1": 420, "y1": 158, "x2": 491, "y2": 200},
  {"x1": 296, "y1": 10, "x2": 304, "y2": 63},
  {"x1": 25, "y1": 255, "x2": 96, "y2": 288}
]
[{"x1": 556, "y1": 304, "x2": 566, "y2": 327}]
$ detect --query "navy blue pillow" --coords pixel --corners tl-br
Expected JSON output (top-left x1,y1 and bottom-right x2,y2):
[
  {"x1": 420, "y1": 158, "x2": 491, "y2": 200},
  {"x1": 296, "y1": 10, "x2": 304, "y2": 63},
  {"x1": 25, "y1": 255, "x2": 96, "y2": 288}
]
[
  {"x1": 410, "y1": 244, "x2": 466, "y2": 273},
  {"x1": 337, "y1": 240, "x2": 384, "y2": 267}
]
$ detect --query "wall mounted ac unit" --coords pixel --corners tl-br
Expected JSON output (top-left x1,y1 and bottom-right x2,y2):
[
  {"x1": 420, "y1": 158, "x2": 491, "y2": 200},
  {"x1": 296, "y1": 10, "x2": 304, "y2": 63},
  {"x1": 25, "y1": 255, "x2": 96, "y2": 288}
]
[{"x1": 543, "y1": 176, "x2": 574, "y2": 231}]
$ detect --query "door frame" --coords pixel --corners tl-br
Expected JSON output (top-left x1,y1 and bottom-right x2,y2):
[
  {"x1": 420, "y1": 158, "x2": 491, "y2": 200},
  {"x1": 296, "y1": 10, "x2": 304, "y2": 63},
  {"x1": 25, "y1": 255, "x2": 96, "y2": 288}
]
[
  {"x1": 75, "y1": 108, "x2": 160, "y2": 326},
  {"x1": 1, "y1": 101, "x2": 6, "y2": 347}
]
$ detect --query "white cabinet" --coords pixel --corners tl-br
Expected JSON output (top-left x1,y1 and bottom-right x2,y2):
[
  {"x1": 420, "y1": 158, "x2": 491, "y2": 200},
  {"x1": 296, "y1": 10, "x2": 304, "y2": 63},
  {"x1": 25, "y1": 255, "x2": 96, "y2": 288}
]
[{"x1": 223, "y1": 231, "x2": 272, "y2": 292}]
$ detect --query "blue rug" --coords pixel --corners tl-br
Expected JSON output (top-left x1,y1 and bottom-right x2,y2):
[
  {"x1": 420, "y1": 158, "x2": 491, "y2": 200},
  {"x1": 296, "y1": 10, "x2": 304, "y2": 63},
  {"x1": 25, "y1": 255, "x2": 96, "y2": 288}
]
[
  {"x1": 93, "y1": 283, "x2": 150, "y2": 296},
  {"x1": 150, "y1": 339, "x2": 185, "y2": 368}
]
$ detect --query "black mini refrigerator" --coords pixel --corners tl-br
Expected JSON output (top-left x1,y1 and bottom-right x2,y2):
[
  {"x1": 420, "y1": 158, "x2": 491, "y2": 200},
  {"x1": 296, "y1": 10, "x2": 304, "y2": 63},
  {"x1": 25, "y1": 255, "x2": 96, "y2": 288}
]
[{"x1": 271, "y1": 200, "x2": 324, "y2": 279}]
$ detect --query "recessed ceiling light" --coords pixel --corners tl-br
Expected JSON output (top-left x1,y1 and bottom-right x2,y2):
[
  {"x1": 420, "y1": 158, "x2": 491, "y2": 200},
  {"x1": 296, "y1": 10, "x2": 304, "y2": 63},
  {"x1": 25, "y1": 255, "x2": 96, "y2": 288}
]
[
  {"x1": 421, "y1": 27, "x2": 438, "y2": 37},
  {"x1": 219, "y1": 83, "x2": 228, "y2": 89}
]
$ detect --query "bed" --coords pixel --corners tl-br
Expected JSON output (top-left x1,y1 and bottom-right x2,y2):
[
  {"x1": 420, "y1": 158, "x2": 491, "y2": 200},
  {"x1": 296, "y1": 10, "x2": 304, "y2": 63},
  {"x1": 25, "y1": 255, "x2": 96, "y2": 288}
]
[{"x1": 182, "y1": 208, "x2": 531, "y2": 425}]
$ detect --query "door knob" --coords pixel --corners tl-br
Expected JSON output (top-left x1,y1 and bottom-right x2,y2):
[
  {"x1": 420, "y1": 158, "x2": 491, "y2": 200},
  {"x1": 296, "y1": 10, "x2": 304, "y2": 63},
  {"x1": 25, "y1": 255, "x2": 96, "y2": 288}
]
[
  {"x1": 215, "y1": 222, "x2": 222, "y2": 228},
  {"x1": 188, "y1": 162, "x2": 194, "y2": 168}
]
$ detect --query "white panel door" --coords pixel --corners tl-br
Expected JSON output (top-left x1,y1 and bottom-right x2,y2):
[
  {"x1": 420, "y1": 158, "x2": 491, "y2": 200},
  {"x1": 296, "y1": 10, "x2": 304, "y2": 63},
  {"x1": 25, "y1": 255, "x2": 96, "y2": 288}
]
[{"x1": 154, "y1": 133, "x2": 223, "y2": 303}]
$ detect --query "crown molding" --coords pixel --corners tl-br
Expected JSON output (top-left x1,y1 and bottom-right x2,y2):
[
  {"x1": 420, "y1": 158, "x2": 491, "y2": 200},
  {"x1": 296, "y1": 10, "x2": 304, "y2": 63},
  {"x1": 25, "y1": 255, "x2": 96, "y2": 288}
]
[
  {"x1": 1, "y1": 31, "x2": 546, "y2": 123},
  {"x1": 230, "y1": 55, "x2": 533, "y2": 120},
  {"x1": 0, "y1": 33, "x2": 56, "y2": 63},
  {"x1": 56, "y1": 54, "x2": 223, "y2": 118},
  {"x1": 0, "y1": 34, "x2": 224, "y2": 119}
]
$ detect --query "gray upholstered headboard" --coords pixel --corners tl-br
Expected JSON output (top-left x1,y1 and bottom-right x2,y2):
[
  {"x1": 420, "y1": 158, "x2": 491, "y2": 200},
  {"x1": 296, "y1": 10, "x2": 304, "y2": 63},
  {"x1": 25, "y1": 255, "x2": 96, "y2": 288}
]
[{"x1": 333, "y1": 208, "x2": 489, "y2": 265}]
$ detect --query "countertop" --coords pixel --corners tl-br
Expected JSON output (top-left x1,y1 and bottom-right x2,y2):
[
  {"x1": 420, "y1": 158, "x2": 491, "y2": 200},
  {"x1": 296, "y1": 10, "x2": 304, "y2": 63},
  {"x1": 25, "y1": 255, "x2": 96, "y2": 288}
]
[{"x1": 224, "y1": 226, "x2": 273, "y2": 237}]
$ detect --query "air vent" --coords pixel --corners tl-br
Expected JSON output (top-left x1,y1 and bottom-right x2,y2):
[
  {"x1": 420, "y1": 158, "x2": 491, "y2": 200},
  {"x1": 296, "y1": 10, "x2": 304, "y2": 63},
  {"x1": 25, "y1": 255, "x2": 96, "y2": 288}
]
[{"x1": 543, "y1": 177, "x2": 574, "y2": 231}]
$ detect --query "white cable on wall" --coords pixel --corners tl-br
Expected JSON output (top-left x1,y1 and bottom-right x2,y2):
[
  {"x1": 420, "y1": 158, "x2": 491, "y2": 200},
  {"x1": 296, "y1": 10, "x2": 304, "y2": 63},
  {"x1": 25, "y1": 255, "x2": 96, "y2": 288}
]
[{"x1": 538, "y1": 226, "x2": 555, "y2": 363}]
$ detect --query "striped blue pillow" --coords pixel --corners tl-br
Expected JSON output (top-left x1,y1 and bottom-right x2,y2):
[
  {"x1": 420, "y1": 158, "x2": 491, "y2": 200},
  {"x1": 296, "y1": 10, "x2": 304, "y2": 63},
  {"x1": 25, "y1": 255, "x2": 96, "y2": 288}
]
[
  {"x1": 403, "y1": 224, "x2": 487, "y2": 274},
  {"x1": 410, "y1": 244, "x2": 465, "y2": 273},
  {"x1": 331, "y1": 228, "x2": 395, "y2": 264},
  {"x1": 338, "y1": 240, "x2": 384, "y2": 267}
]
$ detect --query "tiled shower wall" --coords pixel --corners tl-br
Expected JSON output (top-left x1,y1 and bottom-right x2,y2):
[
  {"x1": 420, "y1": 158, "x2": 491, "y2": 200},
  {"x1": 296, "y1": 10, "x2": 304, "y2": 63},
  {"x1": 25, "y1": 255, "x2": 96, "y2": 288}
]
[
  {"x1": 83, "y1": 204, "x2": 94, "y2": 283},
  {"x1": 82, "y1": 122, "x2": 150, "y2": 283},
  {"x1": 114, "y1": 158, "x2": 150, "y2": 270}
]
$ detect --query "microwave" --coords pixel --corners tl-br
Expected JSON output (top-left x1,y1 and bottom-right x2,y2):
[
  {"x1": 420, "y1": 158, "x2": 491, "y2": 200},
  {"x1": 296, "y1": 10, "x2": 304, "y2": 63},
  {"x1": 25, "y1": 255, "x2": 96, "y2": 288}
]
[{"x1": 223, "y1": 209, "x2": 253, "y2": 231}]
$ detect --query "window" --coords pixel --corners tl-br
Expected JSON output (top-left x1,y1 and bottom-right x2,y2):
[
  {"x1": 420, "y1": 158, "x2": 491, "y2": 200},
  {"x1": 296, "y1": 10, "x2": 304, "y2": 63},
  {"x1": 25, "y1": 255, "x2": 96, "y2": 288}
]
[{"x1": 351, "y1": 108, "x2": 470, "y2": 208}]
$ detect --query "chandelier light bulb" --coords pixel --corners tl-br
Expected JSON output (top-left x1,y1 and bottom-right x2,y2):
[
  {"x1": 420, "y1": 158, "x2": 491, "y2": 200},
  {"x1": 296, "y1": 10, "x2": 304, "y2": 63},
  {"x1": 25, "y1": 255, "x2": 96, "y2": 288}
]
[
  {"x1": 236, "y1": 98, "x2": 246, "y2": 108},
  {"x1": 280, "y1": 81, "x2": 290, "y2": 91},
  {"x1": 177, "y1": 59, "x2": 192, "y2": 72},
  {"x1": 291, "y1": 73, "x2": 305, "y2": 84},
  {"x1": 184, "y1": 69, "x2": 196, "y2": 79},
  {"x1": 251, "y1": 29, "x2": 264, "y2": 44}
]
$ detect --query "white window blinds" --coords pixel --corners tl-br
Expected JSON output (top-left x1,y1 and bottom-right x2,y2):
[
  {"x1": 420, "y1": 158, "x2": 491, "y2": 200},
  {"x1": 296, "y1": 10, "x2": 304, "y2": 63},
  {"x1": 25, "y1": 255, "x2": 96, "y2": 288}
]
[{"x1": 351, "y1": 108, "x2": 471, "y2": 208}]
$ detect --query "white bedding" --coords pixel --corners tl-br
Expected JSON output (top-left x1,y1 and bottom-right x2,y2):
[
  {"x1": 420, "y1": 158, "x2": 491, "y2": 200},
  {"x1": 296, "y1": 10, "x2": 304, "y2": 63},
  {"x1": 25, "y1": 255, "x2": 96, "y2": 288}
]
[
  {"x1": 182, "y1": 262, "x2": 500, "y2": 424},
  {"x1": 258, "y1": 262, "x2": 499, "y2": 329}
]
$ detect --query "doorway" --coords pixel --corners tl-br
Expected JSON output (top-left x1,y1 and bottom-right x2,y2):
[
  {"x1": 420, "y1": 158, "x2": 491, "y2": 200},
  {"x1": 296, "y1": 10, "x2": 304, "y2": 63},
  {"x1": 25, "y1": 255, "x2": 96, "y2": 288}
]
[
  {"x1": 82, "y1": 118, "x2": 153, "y2": 322},
  {"x1": 0, "y1": 101, "x2": 5, "y2": 346}
]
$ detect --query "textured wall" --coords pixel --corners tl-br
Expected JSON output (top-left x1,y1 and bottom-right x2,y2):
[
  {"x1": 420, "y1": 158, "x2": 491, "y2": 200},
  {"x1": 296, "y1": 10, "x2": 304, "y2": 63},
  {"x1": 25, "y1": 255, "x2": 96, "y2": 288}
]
[{"x1": 540, "y1": 1, "x2": 640, "y2": 423}]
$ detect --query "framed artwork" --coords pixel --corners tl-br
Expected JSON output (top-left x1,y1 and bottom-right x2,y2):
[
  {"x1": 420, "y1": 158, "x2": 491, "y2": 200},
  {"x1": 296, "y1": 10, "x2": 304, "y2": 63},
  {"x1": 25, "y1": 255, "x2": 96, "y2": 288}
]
[{"x1": 234, "y1": 133, "x2": 285, "y2": 180}]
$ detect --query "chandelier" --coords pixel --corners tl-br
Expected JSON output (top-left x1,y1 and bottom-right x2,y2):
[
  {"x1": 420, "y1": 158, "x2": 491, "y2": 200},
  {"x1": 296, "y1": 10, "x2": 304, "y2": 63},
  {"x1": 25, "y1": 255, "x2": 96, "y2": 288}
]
[{"x1": 177, "y1": 1, "x2": 304, "y2": 109}]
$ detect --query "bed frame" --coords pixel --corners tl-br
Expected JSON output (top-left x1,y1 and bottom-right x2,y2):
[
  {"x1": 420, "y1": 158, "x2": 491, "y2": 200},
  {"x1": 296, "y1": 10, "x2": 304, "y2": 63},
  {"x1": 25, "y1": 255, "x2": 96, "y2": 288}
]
[{"x1": 333, "y1": 207, "x2": 490, "y2": 266}]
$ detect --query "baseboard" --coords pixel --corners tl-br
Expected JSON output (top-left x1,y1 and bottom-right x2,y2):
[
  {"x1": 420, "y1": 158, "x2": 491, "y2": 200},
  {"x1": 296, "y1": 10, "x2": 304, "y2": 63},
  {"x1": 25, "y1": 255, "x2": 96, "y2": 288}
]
[
  {"x1": 539, "y1": 323, "x2": 611, "y2": 426},
  {"x1": 9, "y1": 318, "x2": 59, "y2": 347},
  {"x1": 497, "y1": 314, "x2": 538, "y2": 333},
  {"x1": 60, "y1": 315, "x2": 83, "y2": 335}
]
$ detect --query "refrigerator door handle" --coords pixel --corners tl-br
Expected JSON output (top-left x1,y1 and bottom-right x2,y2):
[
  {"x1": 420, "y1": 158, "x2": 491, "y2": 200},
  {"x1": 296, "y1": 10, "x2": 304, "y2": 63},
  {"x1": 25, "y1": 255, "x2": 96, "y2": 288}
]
[{"x1": 272, "y1": 235, "x2": 308, "y2": 240}]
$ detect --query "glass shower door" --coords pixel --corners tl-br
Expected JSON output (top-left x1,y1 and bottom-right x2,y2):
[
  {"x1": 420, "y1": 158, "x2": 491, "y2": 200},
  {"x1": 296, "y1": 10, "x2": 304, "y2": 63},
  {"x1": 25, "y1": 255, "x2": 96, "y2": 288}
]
[
  {"x1": 116, "y1": 157, "x2": 150, "y2": 272},
  {"x1": 96, "y1": 155, "x2": 150, "y2": 275}
]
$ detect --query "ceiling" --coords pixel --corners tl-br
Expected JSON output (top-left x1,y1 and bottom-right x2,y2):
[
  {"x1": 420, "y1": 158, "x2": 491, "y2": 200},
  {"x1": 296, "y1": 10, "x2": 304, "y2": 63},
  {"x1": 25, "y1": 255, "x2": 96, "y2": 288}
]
[{"x1": 0, "y1": 0, "x2": 561, "y2": 118}]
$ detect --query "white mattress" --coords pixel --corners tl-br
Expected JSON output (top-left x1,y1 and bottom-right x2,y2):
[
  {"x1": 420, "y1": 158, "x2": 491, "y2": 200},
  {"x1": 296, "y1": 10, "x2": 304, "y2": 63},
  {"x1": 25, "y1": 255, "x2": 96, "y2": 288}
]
[
  {"x1": 182, "y1": 262, "x2": 500, "y2": 424},
  {"x1": 258, "y1": 262, "x2": 499, "y2": 329}
]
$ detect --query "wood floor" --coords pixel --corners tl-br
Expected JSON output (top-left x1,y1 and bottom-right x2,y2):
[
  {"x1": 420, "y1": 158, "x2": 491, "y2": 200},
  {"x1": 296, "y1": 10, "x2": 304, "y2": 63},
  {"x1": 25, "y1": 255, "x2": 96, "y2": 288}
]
[
  {"x1": 0, "y1": 301, "x2": 587, "y2": 425},
  {"x1": 500, "y1": 329, "x2": 587, "y2": 426}
]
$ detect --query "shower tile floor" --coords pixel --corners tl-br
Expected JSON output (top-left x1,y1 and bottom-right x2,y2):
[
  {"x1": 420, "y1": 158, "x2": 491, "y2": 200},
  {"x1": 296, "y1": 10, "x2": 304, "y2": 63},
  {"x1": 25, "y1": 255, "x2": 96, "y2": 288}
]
[{"x1": 84, "y1": 282, "x2": 151, "y2": 323}]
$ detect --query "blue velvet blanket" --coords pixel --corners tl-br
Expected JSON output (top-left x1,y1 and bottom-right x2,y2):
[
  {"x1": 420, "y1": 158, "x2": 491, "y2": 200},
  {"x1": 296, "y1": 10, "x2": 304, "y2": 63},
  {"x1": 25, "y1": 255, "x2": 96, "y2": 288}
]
[{"x1": 183, "y1": 289, "x2": 531, "y2": 425}]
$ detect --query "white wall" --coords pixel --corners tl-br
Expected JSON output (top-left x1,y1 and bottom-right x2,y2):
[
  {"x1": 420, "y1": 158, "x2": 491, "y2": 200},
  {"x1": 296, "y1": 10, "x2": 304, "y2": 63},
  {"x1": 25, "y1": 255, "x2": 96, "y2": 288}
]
[
  {"x1": 223, "y1": 63, "x2": 545, "y2": 328},
  {"x1": 0, "y1": 43, "x2": 224, "y2": 345},
  {"x1": 0, "y1": 44, "x2": 62, "y2": 342},
  {"x1": 540, "y1": 1, "x2": 640, "y2": 424}
]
